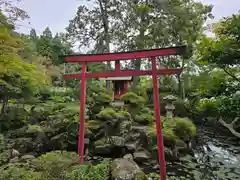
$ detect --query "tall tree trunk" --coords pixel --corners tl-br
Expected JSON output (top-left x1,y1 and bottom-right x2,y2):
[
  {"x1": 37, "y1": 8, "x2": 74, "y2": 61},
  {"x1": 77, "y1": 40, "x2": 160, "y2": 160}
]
[
  {"x1": 0, "y1": 95, "x2": 8, "y2": 120},
  {"x1": 177, "y1": 74, "x2": 182, "y2": 97},
  {"x1": 99, "y1": 0, "x2": 111, "y2": 93},
  {"x1": 177, "y1": 56, "x2": 187, "y2": 99},
  {"x1": 132, "y1": 1, "x2": 147, "y2": 89}
]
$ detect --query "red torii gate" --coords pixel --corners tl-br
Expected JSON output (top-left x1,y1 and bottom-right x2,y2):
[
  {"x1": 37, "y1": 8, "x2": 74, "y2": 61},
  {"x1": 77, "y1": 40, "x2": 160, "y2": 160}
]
[{"x1": 63, "y1": 46, "x2": 186, "y2": 180}]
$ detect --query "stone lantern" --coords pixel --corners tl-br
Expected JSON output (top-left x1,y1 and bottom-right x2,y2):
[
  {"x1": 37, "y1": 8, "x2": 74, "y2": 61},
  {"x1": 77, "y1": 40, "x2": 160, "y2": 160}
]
[{"x1": 163, "y1": 95, "x2": 177, "y2": 118}]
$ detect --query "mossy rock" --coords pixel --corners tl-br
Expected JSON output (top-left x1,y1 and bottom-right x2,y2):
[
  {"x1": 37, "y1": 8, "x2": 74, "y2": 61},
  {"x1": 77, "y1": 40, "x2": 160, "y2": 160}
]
[
  {"x1": 26, "y1": 125, "x2": 44, "y2": 134},
  {"x1": 50, "y1": 132, "x2": 68, "y2": 150},
  {"x1": 94, "y1": 139, "x2": 106, "y2": 146},
  {"x1": 85, "y1": 128, "x2": 94, "y2": 138},
  {"x1": 111, "y1": 158, "x2": 145, "y2": 180},
  {"x1": 175, "y1": 139, "x2": 186, "y2": 148}
]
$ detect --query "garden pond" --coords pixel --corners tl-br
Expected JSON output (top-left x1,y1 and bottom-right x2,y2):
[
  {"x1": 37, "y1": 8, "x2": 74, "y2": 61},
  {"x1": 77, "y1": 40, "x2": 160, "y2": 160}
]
[{"x1": 161, "y1": 127, "x2": 240, "y2": 179}]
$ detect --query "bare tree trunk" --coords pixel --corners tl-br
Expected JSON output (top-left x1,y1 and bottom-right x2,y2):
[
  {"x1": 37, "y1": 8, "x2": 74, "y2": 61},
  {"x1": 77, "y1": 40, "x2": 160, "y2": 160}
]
[
  {"x1": 0, "y1": 95, "x2": 8, "y2": 119},
  {"x1": 99, "y1": 0, "x2": 111, "y2": 93},
  {"x1": 177, "y1": 56, "x2": 186, "y2": 99},
  {"x1": 132, "y1": 0, "x2": 148, "y2": 89}
]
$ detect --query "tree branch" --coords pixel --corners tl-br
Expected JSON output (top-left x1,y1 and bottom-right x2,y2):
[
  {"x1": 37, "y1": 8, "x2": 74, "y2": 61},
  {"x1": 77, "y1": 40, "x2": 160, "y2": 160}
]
[
  {"x1": 219, "y1": 117, "x2": 240, "y2": 138},
  {"x1": 231, "y1": 117, "x2": 239, "y2": 126},
  {"x1": 221, "y1": 67, "x2": 240, "y2": 82}
]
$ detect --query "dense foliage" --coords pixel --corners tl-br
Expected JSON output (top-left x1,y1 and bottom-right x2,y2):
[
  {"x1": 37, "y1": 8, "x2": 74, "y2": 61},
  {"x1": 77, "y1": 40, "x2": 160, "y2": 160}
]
[{"x1": 0, "y1": 1, "x2": 239, "y2": 179}]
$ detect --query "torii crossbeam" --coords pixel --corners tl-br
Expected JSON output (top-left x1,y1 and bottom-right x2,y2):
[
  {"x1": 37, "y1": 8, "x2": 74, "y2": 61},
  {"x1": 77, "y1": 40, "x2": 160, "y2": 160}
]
[{"x1": 62, "y1": 45, "x2": 186, "y2": 180}]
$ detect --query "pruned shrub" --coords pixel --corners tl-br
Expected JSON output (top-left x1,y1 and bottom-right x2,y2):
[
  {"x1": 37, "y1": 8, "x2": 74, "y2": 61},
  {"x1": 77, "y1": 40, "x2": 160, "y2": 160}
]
[
  {"x1": 67, "y1": 159, "x2": 111, "y2": 180},
  {"x1": 134, "y1": 113, "x2": 154, "y2": 125},
  {"x1": 0, "y1": 165, "x2": 43, "y2": 180},
  {"x1": 148, "y1": 116, "x2": 196, "y2": 147},
  {"x1": 0, "y1": 107, "x2": 28, "y2": 132},
  {"x1": 97, "y1": 108, "x2": 117, "y2": 121},
  {"x1": 30, "y1": 151, "x2": 78, "y2": 179},
  {"x1": 173, "y1": 117, "x2": 196, "y2": 140},
  {"x1": 121, "y1": 92, "x2": 145, "y2": 107},
  {"x1": 116, "y1": 111, "x2": 131, "y2": 121}
]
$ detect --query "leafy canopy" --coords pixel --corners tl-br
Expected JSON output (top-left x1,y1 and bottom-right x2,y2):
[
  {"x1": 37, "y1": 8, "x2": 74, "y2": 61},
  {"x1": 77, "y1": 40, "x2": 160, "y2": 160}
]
[
  {"x1": 198, "y1": 14, "x2": 240, "y2": 67},
  {"x1": 0, "y1": 12, "x2": 50, "y2": 99}
]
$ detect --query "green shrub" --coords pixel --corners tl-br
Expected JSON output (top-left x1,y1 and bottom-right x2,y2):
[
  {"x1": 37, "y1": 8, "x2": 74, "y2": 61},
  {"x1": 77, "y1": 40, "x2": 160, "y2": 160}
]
[
  {"x1": 0, "y1": 150, "x2": 11, "y2": 166},
  {"x1": 26, "y1": 125, "x2": 43, "y2": 133},
  {"x1": 173, "y1": 118, "x2": 196, "y2": 140},
  {"x1": 30, "y1": 151, "x2": 78, "y2": 179},
  {"x1": 97, "y1": 108, "x2": 117, "y2": 120},
  {"x1": 94, "y1": 139, "x2": 105, "y2": 146},
  {"x1": 51, "y1": 95, "x2": 73, "y2": 103},
  {"x1": 97, "y1": 108, "x2": 132, "y2": 121},
  {"x1": 140, "y1": 107, "x2": 153, "y2": 114},
  {"x1": 94, "y1": 92, "x2": 112, "y2": 104},
  {"x1": 135, "y1": 113, "x2": 154, "y2": 125},
  {"x1": 197, "y1": 98, "x2": 219, "y2": 117},
  {"x1": 7, "y1": 99, "x2": 17, "y2": 104},
  {"x1": 163, "y1": 127, "x2": 179, "y2": 141},
  {"x1": 121, "y1": 92, "x2": 145, "y2": 107},
  {"x1": 0, "y1": 135, "x2": 9, "y2": 166},
  {"x1": 0, "y1": 107, "x2": 28, "y2": 132},
  {"x1": 195, "y1": 96, "x2": 239, "y2": 125},
  {"x1": 131, "y1": 86, "x2": 148, "y2": 102},
  {"x1": 148, "y1": 117, "x2": 196, "y2": 146},
  {"x1": 51, "y1": 95, "x2": 64, "y2": 103},
  {"x1": 48, "y1": 103, "x2": 66, "y2": 112},
  {"x1": 29, "y1": 106, "x2": 46, "y2": 122},
  {"x1": 0, "y1": 165, "x2": 43, "y2": 180},
  {"x1": 116, "y1": 111, "x2": 131, "y2": 120},
  {"x1": 87, "y1": 120, "x2": 102, "y2": 131},
  {"x1": 174, "y1": 99, "x2": 189, "y2": 117},
  {"x1": 218, "y1": 95, "x2": 239, "y2": 119},
  {"x1": 87, "y1": 87, "x2": 112, "y2": 119},
  {"x1": 145, "y1": 173, "x2": 160, "y2": 179},
  {"x1": 67, "y1": 159, "x2": 111, "y2": 180}
]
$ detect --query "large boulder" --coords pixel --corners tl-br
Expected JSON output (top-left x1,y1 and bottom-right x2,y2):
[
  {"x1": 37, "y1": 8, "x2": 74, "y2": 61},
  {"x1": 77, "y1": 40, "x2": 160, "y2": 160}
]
[
  {"x1": 111, "y1": 158, "x2": 145, "y2": 180},
  {"x1": 107, "y1": 136, "x2": 126, "y2": 147},
  {"x1": 20, "y1": 154, "x2": 35, "y2": 162},
  {"x1": 95, "y1": 144, "x2": 112, "y2": 156},
  {"x1": 94, "y1": 136, "x2": 127, "y2": 158},
  {"x1": 125, "y1": 126, "x2": 152, "y2": 153},
  {"x1": 4, "y1": 125, "x2": 50, "y2": 155},
  {"x1": 133, "y1": 150, "x2": 151, "y2": 164}
]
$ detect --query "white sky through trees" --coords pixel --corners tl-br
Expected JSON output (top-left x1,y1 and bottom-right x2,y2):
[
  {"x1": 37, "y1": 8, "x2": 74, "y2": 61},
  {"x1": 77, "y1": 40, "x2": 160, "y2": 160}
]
[{"x1": 16, "y1": 0, "x2": 240, "y2": 35}]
